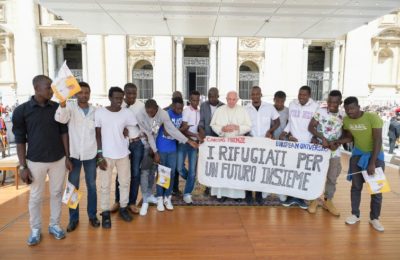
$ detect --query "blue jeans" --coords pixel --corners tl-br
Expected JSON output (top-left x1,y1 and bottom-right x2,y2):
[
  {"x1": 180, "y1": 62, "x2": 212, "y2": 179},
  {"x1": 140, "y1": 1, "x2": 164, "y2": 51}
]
[
  {"x1": 115, "y1": 140, "x2": 144, "y2": 205},
  {"x1": 156, "y1": 151, "x2": 177, "y2": 197},
  {"x1": 68, "y1": 157, "x2": 97, "y2": 222},
  {"x1": 177, "y1": 143, "x2": 198, "y2": 195}
]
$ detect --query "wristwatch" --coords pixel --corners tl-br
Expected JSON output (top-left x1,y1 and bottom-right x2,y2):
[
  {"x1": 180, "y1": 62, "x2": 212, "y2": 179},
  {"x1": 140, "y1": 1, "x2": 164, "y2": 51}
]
[{"x1": 19, "y1": 165, "x2": 27, "y2": 170}]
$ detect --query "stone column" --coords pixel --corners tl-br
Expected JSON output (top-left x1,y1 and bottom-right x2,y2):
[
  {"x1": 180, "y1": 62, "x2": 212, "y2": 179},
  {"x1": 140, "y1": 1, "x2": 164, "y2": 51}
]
[
  {"x1": 302, "y1": 40, "x2": 312, "y2": 85},
  {"x1": 56, "y1": 43, "x2": 65, "y2": 70},
  {"x1": 209, "y1": 37, "x2": 218, "y2": 89},
  {"x1": 331, "y1": 40, "x2": 343, "y2": 90},
  {"x1": 78, "y1": 38, "x2": 88, "y2": 82},
  {"x1": 14, "y1": 0, "x2": 42, "y2": 101},
  {"x1": 174, "y1": 36, "x2": 184, "y2": 94},
  {"x1": 323, "y1": 44, "x2": 333, "y2": 96},
  {"x1": 44, "y1": 37, "x2": 56, "y2": 79}
]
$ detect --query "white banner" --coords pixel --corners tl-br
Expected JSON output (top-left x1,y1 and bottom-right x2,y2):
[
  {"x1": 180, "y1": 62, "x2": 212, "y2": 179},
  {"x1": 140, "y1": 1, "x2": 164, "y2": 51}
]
[{"x1": 197, "y1": 136, "x2": 331, "y2": 200}]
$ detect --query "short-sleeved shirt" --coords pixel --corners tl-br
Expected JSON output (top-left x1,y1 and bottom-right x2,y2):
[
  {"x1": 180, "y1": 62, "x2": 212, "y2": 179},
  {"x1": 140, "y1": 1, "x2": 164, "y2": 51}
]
[
  {"x1": 95, "y1": 107, "x2": 138, "y2": 159},
  {"x1": 273, "y1": 107, "x2": 289, "y2": 139},
  {"x1": 246, "y1": 102, "x2": 280, "y2": 137},
  {"x1": 343, "y1": 112, "x2": 383, "y2": 152},
  {"x1": 313, "y1": 108, "x2": 344, "y2": 157},
  {"x1": 156, "y1": 109, "x2": 182, "y2": 153},
  {"x1": 182, "y1": 106, "x2": 200, "y2": 139}
]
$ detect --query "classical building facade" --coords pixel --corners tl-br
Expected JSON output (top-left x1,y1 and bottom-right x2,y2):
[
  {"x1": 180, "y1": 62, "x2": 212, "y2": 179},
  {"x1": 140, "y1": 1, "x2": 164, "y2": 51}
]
[{"x1": 0, "y1": 1, "x2": 399, "y2": 107}]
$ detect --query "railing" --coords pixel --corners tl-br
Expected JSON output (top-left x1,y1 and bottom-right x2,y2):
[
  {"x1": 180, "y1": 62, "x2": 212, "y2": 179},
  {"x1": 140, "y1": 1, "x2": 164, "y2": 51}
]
[
  {"x1": 71, "y1": 69, "x2": 83, "y2": 82},
  {"x1": 307, "y1": 71, "x2": 332, "y2": 101}
]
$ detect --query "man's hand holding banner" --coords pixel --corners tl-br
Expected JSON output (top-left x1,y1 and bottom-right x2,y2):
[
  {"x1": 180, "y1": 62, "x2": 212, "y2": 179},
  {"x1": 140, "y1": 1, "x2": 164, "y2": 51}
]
[{"x1": 197, "y1": 136, "x2": 331, "y2": 200}]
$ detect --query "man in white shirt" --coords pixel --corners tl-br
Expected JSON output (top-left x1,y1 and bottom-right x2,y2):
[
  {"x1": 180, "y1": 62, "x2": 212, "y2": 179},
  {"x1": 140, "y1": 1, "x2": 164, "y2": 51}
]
[
  {"x1": 279, "y1": 85, "x2": 319, "y2": 209},
  {"x1": 112, "y1": 83, "x2": 145, "y2": 215},
  {"x1": 55, "y1": 82, "x2": 99, "y2": 232},
  {"x1": 178, "y1": 90, "x2": 201, "y2": 204},
  {"x1": 95, "y1": 87, "x2": 139, "y2": 228},
  {"x1": 245, "y1": 86, "x2": 280, "y2": 205},
  {"x1": 210, "y1": 91, "x2": 252, "y2": 201}
]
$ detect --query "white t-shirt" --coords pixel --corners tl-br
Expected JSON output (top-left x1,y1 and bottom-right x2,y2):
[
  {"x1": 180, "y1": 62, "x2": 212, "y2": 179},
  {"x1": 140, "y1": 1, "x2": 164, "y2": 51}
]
[
  {"x1": 284, "y1": 99, "x2": 319, "y2": 143},
  {"x1": 246, "y1": 102, "x2": 280, "y2": 137},
  {"x1": 210, "y1": 104, "x2": 217, "y2": 117},
  {"x1": 123, "y1": 100, "x2": 144, "y2": 139},
  {"x1": 183, "y1": 106, "x2": 200, "y2": 137},
  {"x1": 95, "y1": 107, "x2": 138, "y2": 159}
]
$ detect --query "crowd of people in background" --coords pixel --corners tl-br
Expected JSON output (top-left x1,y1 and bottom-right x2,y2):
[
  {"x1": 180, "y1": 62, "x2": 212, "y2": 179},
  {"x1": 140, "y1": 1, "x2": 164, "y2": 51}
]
[{"x1": 0, "y1": 74, "x2": 392, "y2": 246}]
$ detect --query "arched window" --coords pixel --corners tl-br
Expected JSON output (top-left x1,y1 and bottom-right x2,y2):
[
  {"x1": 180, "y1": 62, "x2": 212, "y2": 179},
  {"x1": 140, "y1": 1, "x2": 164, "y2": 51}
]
[
  {"x1": 376, "y1": 48, "x2": 393, "y2": 84},
  {"x1": 132, "y1": 60, "x2": 153, "y2": 100},
  {"x1": 239, "y1": 61, "x2": 259, "y2": 100}
]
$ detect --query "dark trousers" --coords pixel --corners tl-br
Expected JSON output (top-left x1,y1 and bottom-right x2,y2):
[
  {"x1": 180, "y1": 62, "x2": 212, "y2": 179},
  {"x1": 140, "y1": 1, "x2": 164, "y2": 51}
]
[
  {"x1": 349, "y1": 156, "x2": 384, "y2": 220},
  {"x1": 388, "y1": 138, "x2": 396, "y2": 154},
  {"x1": 115, "y1": 140, "x2": 144, "y2": 205}
]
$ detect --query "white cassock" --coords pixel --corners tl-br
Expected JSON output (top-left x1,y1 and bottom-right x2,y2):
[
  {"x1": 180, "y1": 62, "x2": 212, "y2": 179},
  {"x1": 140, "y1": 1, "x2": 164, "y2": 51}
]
[{"x1": 209, "y1": 104, "x2": 252, "y2": 199}]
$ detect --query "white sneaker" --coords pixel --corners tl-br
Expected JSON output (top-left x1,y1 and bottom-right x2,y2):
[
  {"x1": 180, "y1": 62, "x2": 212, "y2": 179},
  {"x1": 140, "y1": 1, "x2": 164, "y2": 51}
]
[
  {"x1": 278, "y1": 194, "x2": 287, "y2": 202},
  {"x1": 156, "y1": 197, "x2": 165, "y2": 212},
  {"x1": 345, "y1": 214, "x2": 360, "y2": 225},
  {"x1": 140, "y1": 203, "x2": 149, "y2": 216},
  {"x1": 262, "y1": 192, "x2": 270, "y2": 199},
  {"x1": 369, "y1": 219, "x2": 384, "y2": 232},
  {"x1": 164, "y1": 196, "x2": 174, "y2": 210},
  {"x1": 148, "y1": 195, "x2": 158, "y2": 205},
  {"x1": 183, "y1": 194, "x2": 193, "y2": 204}
]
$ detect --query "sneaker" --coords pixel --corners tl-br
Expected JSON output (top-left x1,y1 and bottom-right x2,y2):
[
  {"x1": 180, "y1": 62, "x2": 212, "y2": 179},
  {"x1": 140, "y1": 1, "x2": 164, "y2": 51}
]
[
  {"x1": 89, "y1": 217, "x2": 100, "y2": 228},
  {"x1": 110, "y1": 202, "x2": 120, "y2": 213},
  {"x1": 157, "y1": 196, "x2": 165, "y2": 212},
  {"x1": 307, "y1": 200, "x2": 318, "y2": 214},
  {"x1": 369, "y1": 219, "x2": 384, "y2": 232},
  {"x1": 27, "y1": 228, "x2": 41, "y2": 246},
  {"x1": 119, "y1": 207, "x2": 133, "y2": 222},
  {"x1": 322, "y1": 199, "x2": 340, "y2": 216},
  {"x1": 183, "y1": 194, "x2": 193, "y2": 204},
  {"x1": 148, "y1": 195, "x2": 158, "y2": 205},
  {"x1": 282, "y1": 197, "x2": 297, "y2": 207},
  {"x1": 128, "y1": 205, "x2": 140, "y2": 214},
  {"x1": 140, "y1": 203, "x2": 149, "y2": 216},
  {"x1": 48, "y1": 224, "x2": 66, "y2": 240},
  {"x1": 345, "y1": 215, "x2": 360, "y2": 225},
  {"x1": 245, "y1": 195, "x2": 254, "y2": 205},
  {"x1": 262, "y1": 192, "x2": 270, "y2": 199},
  {"x1": 296, "y1": 198, "x2": 308, "y2": 210},
  {"x1": 164, "y1": 196, "x2": 174, "y2": 210},
  {"x1": 278, "y1": 194, "x2": 287, "y2": 202}
]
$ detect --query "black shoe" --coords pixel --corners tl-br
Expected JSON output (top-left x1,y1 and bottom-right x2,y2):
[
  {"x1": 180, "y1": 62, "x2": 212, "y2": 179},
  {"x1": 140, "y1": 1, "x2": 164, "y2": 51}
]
[
  {"x1": 217, "y1": 197, "x2": 227, "y2": 203},
  {"x1": 255, "y1": 192, "x2": 264, "y2": 205},
  {"x1": 119, "y1": 207, "x2": 133, "y2": 222},
  {"x1": 172, "y1": 189, "x2": 182, "y2": 196},
  {"x1": 245, "y1": 196, "x2": 254, "y2": 205},
  {"x1": 234, "y1": 198, "x2": 243, "y2": 203},
  {"x1": 66, "y1": 220, "x2": 79, "y2": 232},
  {"x1": 203, "y1": 187, "x2": 210, "y2": 196},
  {"x1": 89, "y1": 217, "x2": 100, "y2": 228},
  {"x1": 101, "y1": 211, "x2": 111, "y2": 229}
]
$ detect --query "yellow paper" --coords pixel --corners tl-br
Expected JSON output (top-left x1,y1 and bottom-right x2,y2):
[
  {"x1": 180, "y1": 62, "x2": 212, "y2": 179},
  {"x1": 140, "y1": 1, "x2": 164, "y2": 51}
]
[
  {"x1": 67, "y1": 189, "x2": 82, "y2": 209},
  {"x1": 362, "y1": 167, "x2": 391, "y2": 194},
  {"x1": 156, "y1": 164, "x2": 171, "y2": 189},
  {"x1": 51, "y1": 61, "x2": 81, "y2": 102}
]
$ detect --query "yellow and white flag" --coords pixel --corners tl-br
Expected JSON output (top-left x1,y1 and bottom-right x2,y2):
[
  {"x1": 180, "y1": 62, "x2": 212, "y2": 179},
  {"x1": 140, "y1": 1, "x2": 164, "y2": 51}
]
[
  {"x1": 362, "y1": 167, "x2": 391, "y2": 194},
  {"x1": 51, "y1": 61, "x2": 81, "y2": 102}
]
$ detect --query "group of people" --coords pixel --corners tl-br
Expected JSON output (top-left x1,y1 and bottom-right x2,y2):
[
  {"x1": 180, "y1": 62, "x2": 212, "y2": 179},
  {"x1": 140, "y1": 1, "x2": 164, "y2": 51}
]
[{"x1": 12, "y1": 74, "x2": 386, "y2": 247}]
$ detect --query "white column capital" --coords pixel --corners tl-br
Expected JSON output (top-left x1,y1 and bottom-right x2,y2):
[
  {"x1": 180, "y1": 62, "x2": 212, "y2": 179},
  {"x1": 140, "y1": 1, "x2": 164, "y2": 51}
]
[
  {"x1": 333, "y1": 40, "x2": 345, "y2": 48},
  {"x1": 303, "y1": 39, "x2": 312, "y2": 48},
  {"x1": 323, "y1": 44, "x2": 333, "y2": 51},
  {"x1": 43, "y1": 37, "x2": 54, "y2": 44},
  {"x1": 78, "y1": 37, "x2": 87, "y2": 45},
  {"x1": 209, "y1": 37, "x2": 218, "y2": 45},
  {"x1": 174, "y1": 36, "x2": 184, "y2": 45}
]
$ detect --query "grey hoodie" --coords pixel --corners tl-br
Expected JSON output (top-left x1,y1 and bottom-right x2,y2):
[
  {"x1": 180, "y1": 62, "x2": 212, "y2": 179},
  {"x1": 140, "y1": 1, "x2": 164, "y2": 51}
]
[{"x1": 136, "y1": 107, "x2": 188, "y2": 153}]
